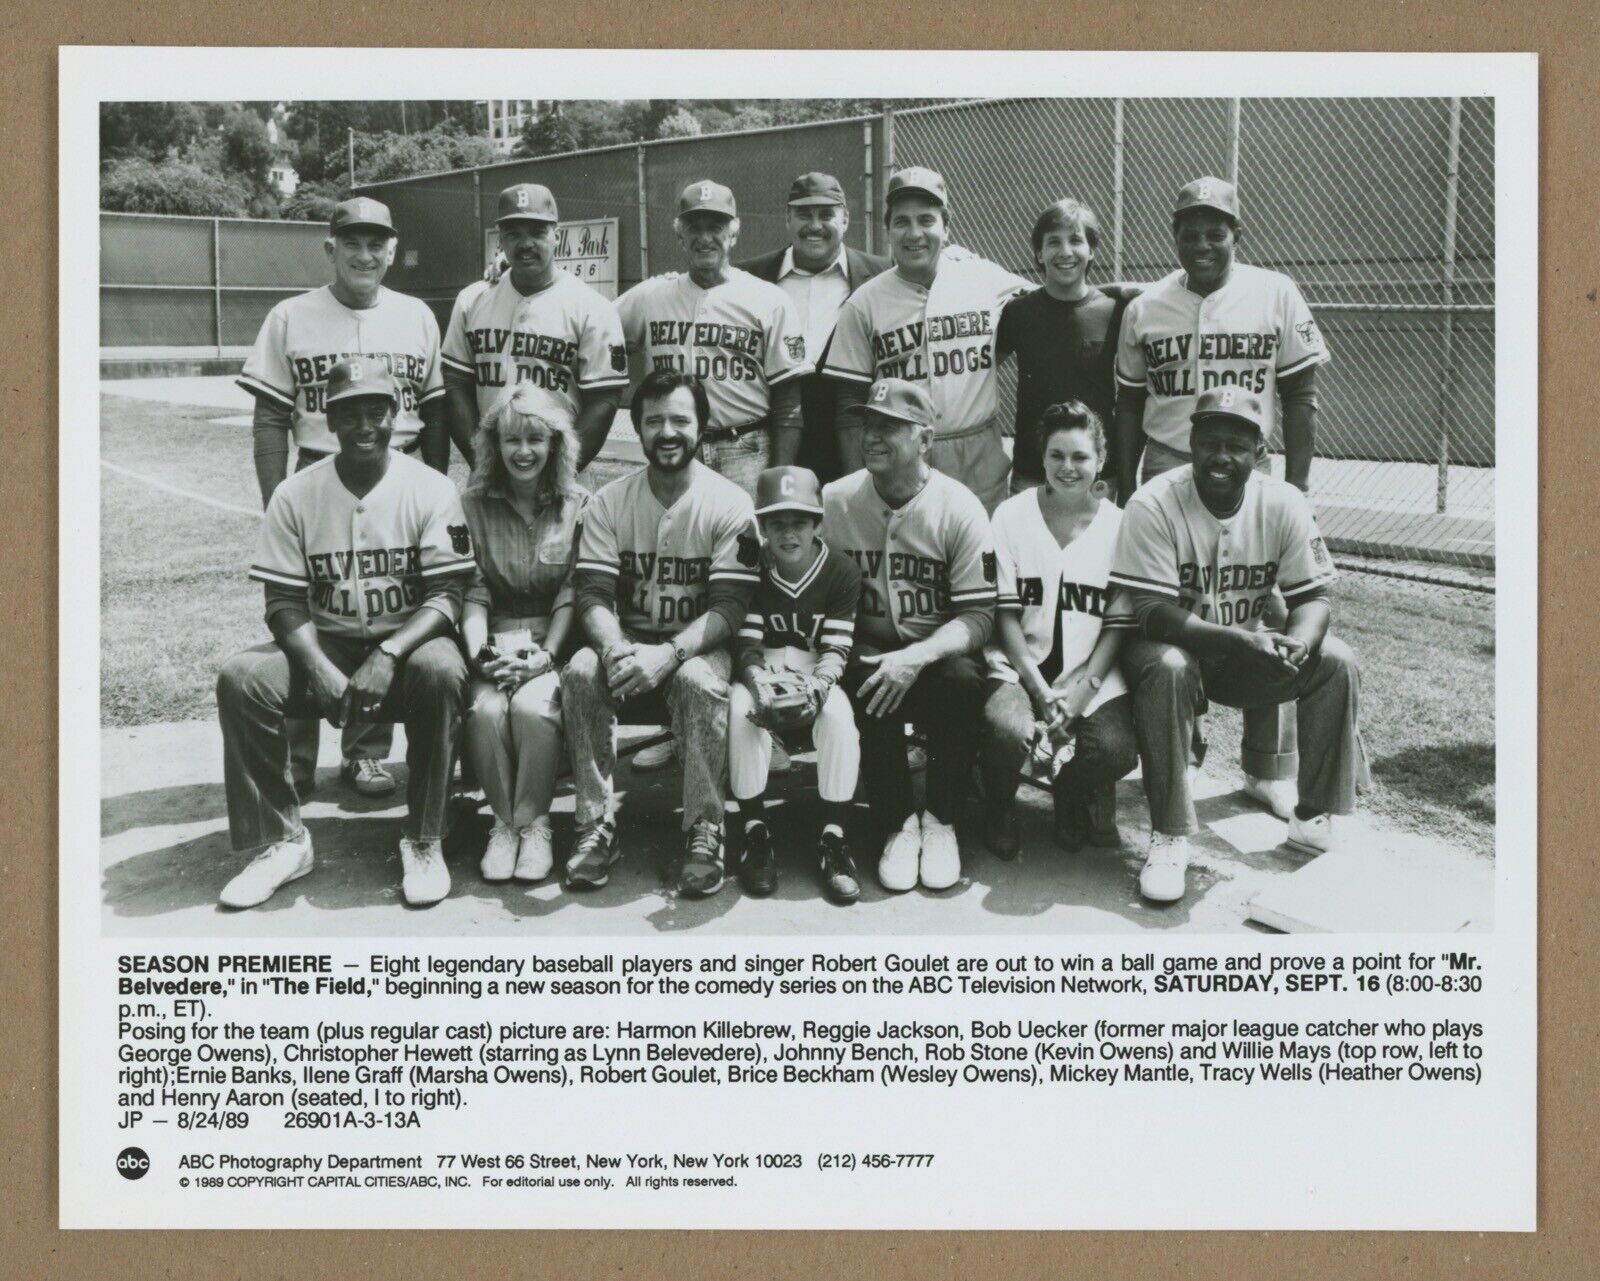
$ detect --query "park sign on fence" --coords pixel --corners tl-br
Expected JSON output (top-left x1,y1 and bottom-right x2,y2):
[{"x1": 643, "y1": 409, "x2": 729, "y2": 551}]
[{"x1": 481, "y1": 217, "x2": 620, "y2": 299}]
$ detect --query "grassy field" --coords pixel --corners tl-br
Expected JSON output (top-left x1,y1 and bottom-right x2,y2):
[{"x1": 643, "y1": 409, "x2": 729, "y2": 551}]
[{"x1": 100, "y1": 390, "x2": 1495, "y2": 856}]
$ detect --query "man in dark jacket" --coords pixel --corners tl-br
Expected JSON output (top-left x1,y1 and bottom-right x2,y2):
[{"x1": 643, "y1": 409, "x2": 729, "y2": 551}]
[{"x1": 740, "y1": 172, "x2": 889, "y2": 483}]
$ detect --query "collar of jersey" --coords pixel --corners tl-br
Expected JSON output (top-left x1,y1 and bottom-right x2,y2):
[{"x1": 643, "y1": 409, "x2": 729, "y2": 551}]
[
  {"x1": 779, "y1": 246, "x2": 847, "y2": 281},
  {"x1": 766, "y1": 541, "x2": 829, "y2": 598}
]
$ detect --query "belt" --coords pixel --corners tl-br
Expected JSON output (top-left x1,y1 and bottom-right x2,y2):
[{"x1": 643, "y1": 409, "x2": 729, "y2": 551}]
[{"x1": 701, "y1": 417, "x2": 768, "y2": 443}]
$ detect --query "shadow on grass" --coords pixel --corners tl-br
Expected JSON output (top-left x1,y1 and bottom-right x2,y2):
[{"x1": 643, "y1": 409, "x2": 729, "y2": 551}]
[{"x1": 1372, "y1": 741, "x2": 1495, "y2": 823}]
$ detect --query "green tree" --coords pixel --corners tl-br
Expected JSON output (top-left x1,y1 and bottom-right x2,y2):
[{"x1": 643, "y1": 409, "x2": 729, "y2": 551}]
[
  {"x1": 100, "y1": 158, "x2": 251, "y2": 216},
  {"x1": 99, "y1": 103, "x2": 206, "y2": 161},
  {"x1": 655, "y1": 106, "x2": 703, "y2": 139}
]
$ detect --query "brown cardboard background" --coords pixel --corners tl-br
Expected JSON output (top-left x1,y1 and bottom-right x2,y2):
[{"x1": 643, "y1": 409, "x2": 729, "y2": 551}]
[{"x1": 6, "y1": 5, "x2": 1591, "y2": 1274}]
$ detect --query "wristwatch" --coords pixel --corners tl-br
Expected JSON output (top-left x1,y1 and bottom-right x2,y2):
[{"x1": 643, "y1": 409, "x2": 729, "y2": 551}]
[
  {"x1": 671, "y1": 640, "x2": 691, "y2": 666},
  {"x1": 1085, "y1": 674, "x2": 1102, "y2": 690}
]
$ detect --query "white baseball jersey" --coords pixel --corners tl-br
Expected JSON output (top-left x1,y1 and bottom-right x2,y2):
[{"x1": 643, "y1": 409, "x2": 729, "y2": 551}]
[
  {"x1": 821, "y1": 469, "x2": 996, "y2": 649},
  {"x1": 1108, "y1": 466, "x2": 1337, "y2": 630},
  {"x1": 574, "y1": 461, "x2": 760, "y2": 639},
  {"x1": 1115, "y1": 262, "x2": 1330, "y2": 453},
  {"x1": 239, "y1": 285, "x2": 444, "y2": 455},
  {"x1": 249, "y1": 453, "x2": 476, "y2": 639},
  {"x1": 441, "y1": 271, "x2": 628, "y2": 423},
  {"x1": 822, "y1": 254, "x2": 1031, "y2": 434},
  {"x1": 617, "y1": 269, "x2": 810, "y2": 428},
  {"x1": 988, "y1": 490, "x2": 1127, "y2": 714}
]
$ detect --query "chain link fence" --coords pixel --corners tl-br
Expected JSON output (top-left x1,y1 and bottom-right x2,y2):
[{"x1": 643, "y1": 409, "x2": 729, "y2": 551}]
[
  {"x1": 893, "y1": 97, "x2": 1494, "y2": 577},
  {"x1": 100, "y1": 212, "x2": 329, "y2": 352}
]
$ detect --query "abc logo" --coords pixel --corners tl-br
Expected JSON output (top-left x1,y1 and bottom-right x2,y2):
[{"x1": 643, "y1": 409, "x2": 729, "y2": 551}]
[{"x1": 117, "y1": 1146, "x2": 150, "y2": 1180}]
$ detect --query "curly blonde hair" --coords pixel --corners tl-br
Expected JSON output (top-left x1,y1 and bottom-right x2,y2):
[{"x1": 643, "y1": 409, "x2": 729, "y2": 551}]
[{"x1": 465, "y1": 384, "x2": 580, "y2": 510}]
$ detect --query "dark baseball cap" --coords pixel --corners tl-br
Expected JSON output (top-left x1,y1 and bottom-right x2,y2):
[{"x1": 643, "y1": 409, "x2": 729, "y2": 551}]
[
  {"x1": 1174, "y1": 176, "x2": 1240, "y2": 222},
  {"x1": 497, "y1": 183, "x2": 559, "y2": 224},
  {"x1": 786, "y1": 172, "x2": 847, "y2": 207},
  {"x1": 325, "y1": 356, "x2": 399, "y2": 408},
  {"x1": 678, "y1": 180, "x2": 737, "y2": 219},
  {"x1": 885, "y1": 166, "x2": 948, "y2": 209},
  {"x1": 329, "y1": 197, "x2": 396, "y2": 238},
  {"x1": 860, "y1": 377, "x2": 934, "y2": 427},
  {"x1": 1190, "y1": 386, "x2": 1265, "y2": 434},
  {"x1": 755, "y1": 466, "x2": 824, "y2": 518}
]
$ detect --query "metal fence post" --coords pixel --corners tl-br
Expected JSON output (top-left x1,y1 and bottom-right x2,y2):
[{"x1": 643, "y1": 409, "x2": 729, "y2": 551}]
[
  {"x1": 212, "y1": 217, "x2": 224, "y2": 356},
  {"x1": 1227, "y1": 98, "x2": 1242, "y2": 186},
  {"x1": 862, "y1": 119, "x2": 875, "y2": 255},
  {"x1": 1436, "y1": 96, "x2": 1462, "y2": 514},
  {"x1": 1111, "y1": 99, "x2": 1125, "y2": 280},
  {"x1": 636, "y1": 144, "x2": 650, "y2": 278},
  {"x1": 883, "y1": 104, "x2": 896, "y2": 173}
]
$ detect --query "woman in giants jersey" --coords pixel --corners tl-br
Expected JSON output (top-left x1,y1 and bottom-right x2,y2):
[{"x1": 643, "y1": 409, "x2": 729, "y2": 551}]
[
  {"x1": 980, "y1": 402, "x2": 1138, "y2": 855},
  {"x1": 459, "y1": 385, "x2": 587, "y2": 886}
]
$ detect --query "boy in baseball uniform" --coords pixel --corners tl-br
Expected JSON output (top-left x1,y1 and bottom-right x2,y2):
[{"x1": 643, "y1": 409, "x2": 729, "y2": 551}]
[
  {"x1": 729, "y1": 466, "x2": 864, "y2": 904},
  {"x1": 1110, "y1": 387, "x2": 1368, "y2": 903},
  {"x1": 823, "y1": 166, "x2": 1032, "y2": 513},
  {"x1": 1113, "y1": 176, "x2": 1332, "y2": 822},
  {"x1": 215, "y1": 359, "x2": 473, "y2": 910},
  {"x1": 238, "y1": 197, "x2": 447, "y2": 800},
  {"x1": 442, "y1": 183, "x2": 628, "y2": 469}
]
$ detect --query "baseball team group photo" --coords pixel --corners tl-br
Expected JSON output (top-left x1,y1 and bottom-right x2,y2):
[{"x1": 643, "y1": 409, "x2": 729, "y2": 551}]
[{"x1": 93, "y1": 92, "x2": 1499, "y2": 937}]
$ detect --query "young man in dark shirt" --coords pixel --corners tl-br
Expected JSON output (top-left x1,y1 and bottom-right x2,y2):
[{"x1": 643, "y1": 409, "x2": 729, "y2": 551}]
[{"x1": 995, "y1": 199, "x2": 1133, "y2": 493}]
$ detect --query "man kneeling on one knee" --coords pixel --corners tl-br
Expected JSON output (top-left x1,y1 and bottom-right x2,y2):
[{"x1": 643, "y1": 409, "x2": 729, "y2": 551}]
[
  {"x1": 216, "y1": 358, "x2": 475, "y2": 909},
  {"x1": 1109, "y1": 386, "x2": 1368, "y2": 903}
]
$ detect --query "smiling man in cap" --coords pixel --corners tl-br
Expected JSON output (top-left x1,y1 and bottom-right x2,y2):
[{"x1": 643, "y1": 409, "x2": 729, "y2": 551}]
[
  {"x1": 443, "y1": 182, "x2": 628, "y2": 470},
  {"x1": 216, "y1": 356, "x2": 475, "y2": 911},
  {"x1": 1109, "y1": 385, "x2": 1367, "y2": 904}
]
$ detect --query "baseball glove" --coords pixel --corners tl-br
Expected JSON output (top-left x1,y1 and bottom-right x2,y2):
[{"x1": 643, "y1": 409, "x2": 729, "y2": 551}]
[{"x1": 747, "y1": 667, "x2": 819, "y2": 733}]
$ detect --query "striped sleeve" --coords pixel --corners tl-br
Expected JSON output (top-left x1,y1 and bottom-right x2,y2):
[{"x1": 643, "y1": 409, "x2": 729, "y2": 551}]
[
  {"x1": 575, "y1": 292, "x2": 629, "y2": 390},
  {"x1": 818, "y1": 555, "x2": 861, "y2": 658},
  {"x1": 441, "y1": 284, "x2": 480, "y2": 378},
  {"x1": 248, "y1": 486, "x2": 309, "y2": 589},
  {"x1": 737, "y1": 610, "x2": 765, "y2": 643},
  {"x1": 992, "y1": 504, "x2": 1021, "y2": 610},
  {"x1": 1108, "y1": 496, "x2": 1181, "y2": 598},
  {"x1": 708, "y1": 491, "x2": 762, "y2": 585},
  {"x1": 945, "y1": 489, "x2": 999, "y2": 609},
  {"x1": 238, "y1": 304, "x2": 295, "y2": 408},
  {"x1": 1113, "y1": 295, "x2": 1148, "y2": 390},
  {"x1": 416, "y1": 483, "x2": 477, "y2": 580},
  {"x1": 820, "y1": 293, "x2": 876, "y2": 384},
  {"x1": 1276, "y1": 489, "x2": 1338, "y2": 604},
  {"x1": 573, "y1": 485, "x2": 621, "y2": 578},
  {"x1": 417, "y1": 305, "x2": 446, "y2": 403}
]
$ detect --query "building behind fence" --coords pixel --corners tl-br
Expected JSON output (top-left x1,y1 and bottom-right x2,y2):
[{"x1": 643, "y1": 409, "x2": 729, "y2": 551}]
[{"x1": 101, "y1": 97, "x2": 1494, "y2": 572}]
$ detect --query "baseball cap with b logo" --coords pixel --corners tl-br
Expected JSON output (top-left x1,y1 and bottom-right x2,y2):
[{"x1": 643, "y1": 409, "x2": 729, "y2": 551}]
[
  {"x1": 1191, "y1": 385, "x2": 1266, "y2": 434},
  {"x1": 330, "y1": 197, "x2": 397, "y2": 238},
  {"x1": 885, "y1": 166, "x2": 949, "y2": 209},
  {"x1": 497, "y1": 183, "x2": 559, "y2": 224},
  {"x1": 325, "y1": 356, "x2": 400, "y2": 408},
  {"x1": 754, "y1": 466, "x2": 825, "y2": 518},
  {"x1": 678, "y1": 180, "x2": 738, "y2": 219},
  {"x1": 1173, "y1": 176, "x2": 1241, "y2": 221},
  {"x1": 861, "y1": 377, "x2": 935, "y2": 427}
]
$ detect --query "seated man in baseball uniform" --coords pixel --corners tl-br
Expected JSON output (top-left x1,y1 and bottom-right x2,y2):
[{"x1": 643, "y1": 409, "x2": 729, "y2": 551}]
[
  {"x1": 561, "y1": 369, "x2": 762, "y2": 898},
  {"x1": 729, "y1": 465, "x2": 864, "y2": 904},
  {"x1": 215, "y1": 359, "x2": 474, "y2": 910},
  {"x1": 823, "y1": 378, "x2": 997, "y2": 893},
  {"x1": 1109, "y1": 387, "x2": 1368, "y2": 903}
]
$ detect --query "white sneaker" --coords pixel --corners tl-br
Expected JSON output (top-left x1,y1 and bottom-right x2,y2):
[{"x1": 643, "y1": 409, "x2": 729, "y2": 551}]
[
  {"x1": 919, "y1": 815, "x2": 962, "y2": 890},
  {"x1": 878, "y1": 813, "x2": 922, "y2": 892},
  {"x1": 1286, "y1": 811, "x2": 1334, "y2": 854},
  {"x1": 769, "y1": 739, "x2": 792, "y2": 774},
  {"x1": 1243, "y1": 774, "x2": 1297, "y2": 820},
  {"x1": 515, "y1": 818, "x2": 554, "y2": 882},
  {"x1": 400, "y1": 836, "x2": 451, "y2": 906},
  {"x1": 219, "y1": 830, "x2": 313, "y2": 908},
  {"x1": 631, "y1": 738, "x2": 676, "y2": 772},
  {"x1": 1139, "y1": 832, "x2": 1193, "y2": 903},
  {"x1": 480, "y1": 820, "x2": 519, "y2": 882}
]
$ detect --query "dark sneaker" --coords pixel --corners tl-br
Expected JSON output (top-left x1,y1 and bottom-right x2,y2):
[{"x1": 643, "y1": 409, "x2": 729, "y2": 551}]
[
  {"x1": 564, "y1": 819, "x2": 619, "y2": 890},
  {"x1": 984, "y1": 798, "x2": 1021, "y2": 860},
  {"x1": 1085, "y1": 781, "x2": 1125, "y2": 848},
  {"x1": 677, "y1": 820, "x2": 726, "y2": 898},
  {"x1": 817, "y1": 830, "x2": 861, "y2": 906},
  {"x1": 738, "y1": 822, "x2": 778, "y2": 896}
]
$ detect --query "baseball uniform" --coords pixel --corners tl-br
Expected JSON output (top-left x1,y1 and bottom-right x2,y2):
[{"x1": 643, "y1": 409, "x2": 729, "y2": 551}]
[
  {"x1": 562, "y1": 461, "x2": 760, "y2": 833},
  {"x1": 822, "y1": 467, "x2": 996, "y2": 836},
  {"x1": 239, "y1": 285, "x2": 445, "y2": 457},
  {"x1": 729, "y1": 542, "x2": 862, "y2": 804},
  {"x1": 1110, "y1": 465, "x2": 1366, "y2": 836},
  {"x1": 1114, "y1": 262, "x2": 1329, "y2": 457},
  {"x1": 442, "y1": 270, "x2": 628, "y2": 424},
  {"x1": 618, "y1": 268, "x2": 810, "y2": 426},
  {"x1": 217, "y1": 450, "x2": 472, "y2": 861},
  {"x1": 823, "y1": 254, "x2": 1031, "y2": 512}
]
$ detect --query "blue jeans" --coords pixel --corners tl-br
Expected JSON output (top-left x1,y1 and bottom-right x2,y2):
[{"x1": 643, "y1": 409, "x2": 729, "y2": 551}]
[{"x1": 698, "y1": 428, "x2": 770, "y2": 499}]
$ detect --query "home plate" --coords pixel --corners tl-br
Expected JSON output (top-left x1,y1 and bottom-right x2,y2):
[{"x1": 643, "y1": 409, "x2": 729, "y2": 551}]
[{"x1": 1247, "y1": 838, "x2": 1493, "y2": 933}]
